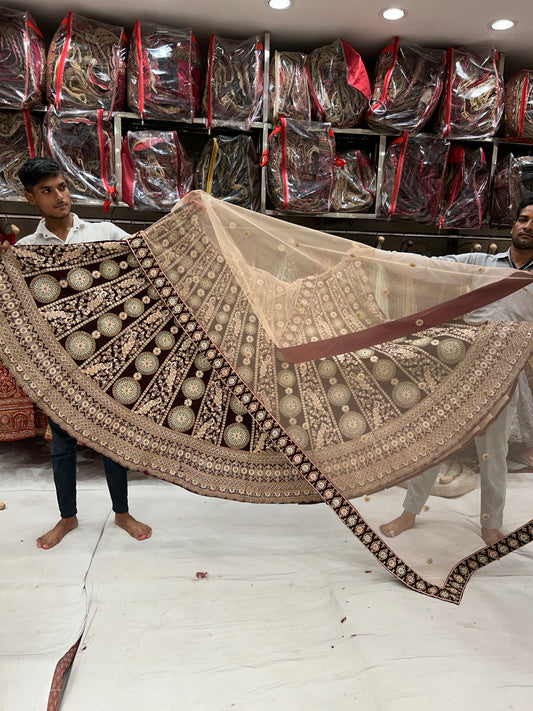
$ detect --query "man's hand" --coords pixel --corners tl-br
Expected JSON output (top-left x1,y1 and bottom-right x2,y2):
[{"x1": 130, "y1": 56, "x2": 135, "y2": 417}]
[{"x1": 0, "y1": 240, "x2": 11, "y2": 253}]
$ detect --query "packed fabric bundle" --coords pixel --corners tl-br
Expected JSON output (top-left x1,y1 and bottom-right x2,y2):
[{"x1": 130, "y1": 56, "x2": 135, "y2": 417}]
[
  {"x1": 0, "y1": 110, "x2": 43, "y2": 197},
  {"x1": 43, "y1": 108, "x2": 117, "y2": 206},
  {"x1": 491, "y1": 153, "x2": 533, "y2": 225},
  {"x1": 193, "y1": 134, "x2": 260, "y2": 210},
  {"x1": 503, "y1": 70, "x2": 533, "y2": 141},
  {"x1": 121, "y1": 130, "x2": 193, "y2": 211},
  {"x1": 305, "y1": 39, "x2": 370, "y2": 128},
  {"x1": 380, "y1": 132, "x2": 450, "y2": 223},
  {"x1": 46, "y1": 12, "x2": 127, "y2": 117},
  {"x1": 437, "y1": 145, "x2": 489, "y2": 229},
  {"x1": 331, "y1": 149, "x2": 376, "y2": 212},
  {"x1": 262, "y1": 118, "x2": 336, "y2": 213},
  {"x1": 203, "y1": 35, "x2": 264, "y2": 129},
  {"x1": 0, "y1": 6, "x2": 46, "y2": 109},
  {"x1": 127, "y1": 21, "x2": 202, "y2": 121},
  {"x1": 436, "y1": 47, "x2": 503, "y2": 139},
  {"x1": 269, "y1": 50, "x2": 311, "y2": 122},
  {"x1": 366, "y1": 38, "x2": 446, "y2": 133}
]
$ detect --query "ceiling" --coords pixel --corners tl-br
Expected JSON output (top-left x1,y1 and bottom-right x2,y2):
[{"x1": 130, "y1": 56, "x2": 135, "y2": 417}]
[{"x1": 5, "y1": 0, "x2": 533, "y2": 74}]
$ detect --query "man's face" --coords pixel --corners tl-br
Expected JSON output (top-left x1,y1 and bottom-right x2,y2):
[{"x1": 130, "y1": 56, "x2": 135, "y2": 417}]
[
  {"x1": 25, "y1": 174, "x2": 71, "y2": 219},
  {"x1": 511, "y1": 204, "x2": 533, "y2": 251}
]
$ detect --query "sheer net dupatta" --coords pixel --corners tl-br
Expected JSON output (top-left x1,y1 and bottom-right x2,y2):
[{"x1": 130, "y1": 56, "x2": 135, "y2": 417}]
[{"x1": 144, "y1": 191, "x2": 533, "y2": 601}]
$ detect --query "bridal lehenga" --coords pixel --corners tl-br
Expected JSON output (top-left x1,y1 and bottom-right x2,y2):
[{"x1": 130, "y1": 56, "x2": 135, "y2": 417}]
[{"x1": 1, "y1": 191, "x2": 532, "y2": 602}]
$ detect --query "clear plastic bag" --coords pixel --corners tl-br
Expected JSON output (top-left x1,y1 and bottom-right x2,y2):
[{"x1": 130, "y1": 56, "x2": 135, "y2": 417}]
[
  {"x1": 127, "y1": 22, "x2": 202, "y2": 121},
  {"x1": 380, "y1": 133, "x2": 450, "y2": 223},
  {"x1": 0, "y1": 7, "x2": 45, "y2": 109},
  {"x1": 46, "y1": 12, "x2": 127, "y2": 117},
  {"x1": 438, "y1": 145, "x2": 489, "y2": 229},
  {"x1": 305, "y1": 39, "x2": 370, "y2": 128},
  {"x1": 203, "y1": 35, "x2": 264, "y2": 129},
  {"x1": 269, "y1": 51, "x2": 311, "y2": 122},
  {"x1": 436, "y1": 47, "x2": 503, "y2": 139},
  {"x1": 367, "y1": 38, "x2": 445, "y2": 133},
  {"x1": 43, "y1": 108, "x2": 117, "y2": 205},
  {"x1": 0, "y1": 110, "x2": 43, "y2": 197},
  {"x1": 331, "y1": 149, "x2": 376, "y2": 213},
  {"x1": 193, "y1": 134, "x2": 260, "y2": 210},
  {"x1": 504, "y1": 70, "x2": 533, "y2": 141},
  {"x1": 121, "y1": 130, "x2": 193, "y2": 211},
  {"x1": 491, "y1": 153, "x2": 533, "y2": 225},
  {"x1": 263, "y1": 118, "x2": 335, "y2": 214}
]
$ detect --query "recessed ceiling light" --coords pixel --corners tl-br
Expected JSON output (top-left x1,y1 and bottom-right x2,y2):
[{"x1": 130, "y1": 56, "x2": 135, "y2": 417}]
[
  {"x1": 268, "y1": 0, "x2": 293, "y2": 9},
  {"x1": 380, "y1": 7, "x2": 406, "y2": 21},
  {"x1": 489, "y1": 18, "x2": 516, "y2": 31}
]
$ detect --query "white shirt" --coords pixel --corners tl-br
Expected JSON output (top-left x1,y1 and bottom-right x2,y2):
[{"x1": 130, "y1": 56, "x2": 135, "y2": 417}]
[{"x1": 16, "y1": 213, "x2": 129, "y2": 245}]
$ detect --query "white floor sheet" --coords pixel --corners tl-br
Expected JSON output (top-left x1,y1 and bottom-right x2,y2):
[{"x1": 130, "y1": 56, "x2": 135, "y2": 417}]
[{"x1": 1, "y1": 438, "x2": 533, "y2": 711}]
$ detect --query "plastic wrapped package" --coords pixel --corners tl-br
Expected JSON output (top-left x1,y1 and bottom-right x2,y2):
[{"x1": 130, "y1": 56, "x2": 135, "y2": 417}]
[
  {"x1": 491, "y1": 153, "x2": 533, "y2": 225},
  {"x1": 127, "y1": 22, "x2": 202, "y2": 121},
  {"x1": 46, "y1": 12, "x2": 127, "y2": 117},
  {"x1": 0, "y1": 110, "x2": 43, "y2": 197},
  {"x1": 436, "y1": 47, "x2": 503, "y2": 139},
  {"x1": 203, "y1": 35, "x2": 264, "y2": 129},
  {"x1": 380, "y1": 133, "x2": 450, "y2": 223},
  {"x1": 262, "y1": 118, "x2": 336, "y2": 213},
  {"x1": 504, "y1": 70, "x2": 533, "y2": 141},
  {"x1": 331, "y1": 149, "x2": 376, "y2": 212},
  {"x1": 43, "y1": 108, "x2": 117, "y2": 205},
  {"x1": 269, "y1": 51, "x2": 311, "y2": 122},
  {"x1": 121, "y1": 130, "x2": 193, "y2": 211},
  {"x1": 367, "y1": 38, "x2": 446, "y2": 133},
  {"x1": 305, "y1": 39, "x2": 370, "y2": 128},
  {"x1": 193, "y1": 134, "x2": 260, "y2": 210},
  {"x1": 0, "y1": 7, "x2": 46, "y2": 109},
  {"x1": 437, "y1": 145, "x2": 489, "y2": 229}
]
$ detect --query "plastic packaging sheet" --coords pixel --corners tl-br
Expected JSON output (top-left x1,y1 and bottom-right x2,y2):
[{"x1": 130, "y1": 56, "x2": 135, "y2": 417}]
[
  {"x1": 127, "y1": 22, "x2": 202, "y2": 121},
  {"x1": 436, "y1": 47, "x2": 503, "y2": 139},
  {"x1": 44, "y1": 108, "x2": 117, "y2": 205},
  {"x1": 305, "y1": 39, "x2": 371, "y2": 128},
  {"x1": 202, "y1": 35, "x2": 264, "y2": 130},
  {"x1": 438, "y1": 145, "x2": 489, "y2": 229},
  {"x1": 269, "y1": 51, "x2": 311, "y2": 122},
  {"x1": 193, "y1": 134, "x2": 260, "y2": 210},
  {"x1": 504, "y1": 70, "x2": 533, "y2": 142},
  {"x1": 380, "y1": 133, "x2": 450, "y2": 223},
  {"x1": 491, "y1": 153, "x2": 533, "y2": 225},
  {"x1": 121, "y1": 130, "x2": 193, "y2": 211},
  {"x1": 0, "y1": 6, "x2": 46, "y2": 109},
  {"x1": 0, "y1": 110, "x2": 43, "y2": 197},
  {"x1": 366, "y1": 38, "x2": 445, "y2": 133},
  {"x1": 46, "y1": 12, "x2": 127, "y2": 117},
  {"x1": 331, "y1": 149, "x2": 376, "y2": 213},
  {"x1": 263, "y1": 118, "x2": 335, "y2": 213}
]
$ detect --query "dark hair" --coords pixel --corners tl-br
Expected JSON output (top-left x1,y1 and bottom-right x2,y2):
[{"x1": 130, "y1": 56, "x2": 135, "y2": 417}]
[
  {"x1": 17, "y1": 157, "x2": 64, "y2": 190},
  {"x1": 515, "y1": 195, "x2": 533, "y2": 220}
]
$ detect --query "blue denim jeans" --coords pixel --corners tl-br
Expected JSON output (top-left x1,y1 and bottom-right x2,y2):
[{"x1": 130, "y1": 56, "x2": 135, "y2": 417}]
[{"x1": 48, "y1": 418, "x2": 129, "y2": 518}]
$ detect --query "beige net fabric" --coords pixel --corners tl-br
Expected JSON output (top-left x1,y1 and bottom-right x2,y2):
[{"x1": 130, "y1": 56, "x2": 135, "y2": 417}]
[{"x1": 1, "y1": 190, "x2": 533, "y2": 601}]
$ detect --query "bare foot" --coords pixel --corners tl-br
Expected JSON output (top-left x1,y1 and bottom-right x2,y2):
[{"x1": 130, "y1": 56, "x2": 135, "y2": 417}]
[
  {"x1": 379, "y1": 510, "x2": 416, "y2": 538},
  {"x1": 37, "y1": 516, "x2": 78, "y2": 549},
  {"x1": 481, "y1": 527, "x2": 503, "y2": 546},
  {"x1": 115, "y1": 512, "x2": 152, "y2": 541}
]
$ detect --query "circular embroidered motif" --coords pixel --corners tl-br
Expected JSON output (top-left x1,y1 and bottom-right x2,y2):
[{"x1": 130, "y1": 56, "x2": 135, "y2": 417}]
[
  {"x1": 437, "y1": 338, "x2": 466, "y2": 364},
  {"x1": 195, "y1": 354, "x2": 211, "y2": 371},
  {"x1": 223, "y1": 422, "x2": 250, "y2": 449},
  {"x1": 237, "y1": 365, "x2": 253, "y2": 383},
  {"x1": 286, "y1": 424, "x2": 309, "y2": 448},
  {"x1": 147, "y1": 286, "x2": 160, "y2": 300},
  {"x1": 67, "y1": 268, "x2": 93, "y2": 291},
  {"x1": 318, "y1": 359, "x2": 337, "y2": 378},
  {"x1": 168, "y1": 405, "x2": 195, "y2": 432},
  {"x1": 188, "y1": 295, "x2": 201, "y2": 309},
  {"x1": 277, "y1": 369, "x2": 296, "y2": 388},
  {"x1": 392, "y1": 382, "x2": 421, "y2": 409},
  {"x1": 124, "y1": 298, "x2": 145, "y2": 318},
  {"x1": 97, "y1": 313, "x2": 122, "y2": 337},
  {"x1": 29, "y1": 275, "x2": 61, "y2": 303},
  {"x1": 241, "y1": 343, "x2": 255, "y2": 359},
  {"x1": 112, "y1": 377, "x2": 141, "y2": 405},
  {"x1": 372, "y1": 359, "x2": 396, "y2": 382},
  {"x1": 155, "y1": 331, "x2": 175, "y2": 350},
  {"x1": 356, "y1": 348, "x2": 374, "y2": 358},
  {"x1": 135, "y1": 352, "x2": 159, "y2": 375},
  {"x1": 65, "y1": 331, "x2": 95, "y2": 360},
  {"x1": 280, "y1": 395, "x2": 302, "y2": 418},
  {"x1": 182, "y1": 377, "x2": 205, "y2": 400},
  {"x1": 230, "y1": 395, "x2": 248, "y2": 415},
  {"x1": 339, "y1": 411, "x2": 367, "y2": 439},
  {"x1": 328, "y1": 383, "x2": 351, "y2": 407},
  {"x1": 126, "y1": 254, "x2": 139, "y2": 268},
  {"x1": 99, "y1": 260, "x2": 120, "y2": 280}
]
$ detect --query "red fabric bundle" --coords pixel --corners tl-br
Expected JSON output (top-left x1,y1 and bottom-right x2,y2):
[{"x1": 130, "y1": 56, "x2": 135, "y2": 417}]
[
  {"x1": 0, "y1": 110, "x2": 43, "y2": 197},
  {"x1": 438, "y1": 145, "x2": 489, "y2": 229},
  {"x1": 0, "y1": 7, "x2": 45, "y2": 109},
  {"x1": 491, "y1": 153, "x2": 533, "y2": 225},
  {"x1": 504, "y1": 70, "x2": 533, "y2": 141},
  {"x1": 331, "y1": 149, "x2": 376, "y2": 213},
  {"x1": 269, "y1": 51, "x2": 311, "y2": 122}
]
